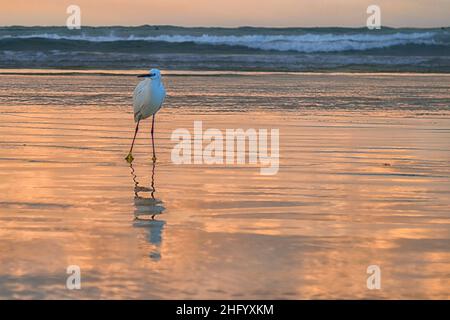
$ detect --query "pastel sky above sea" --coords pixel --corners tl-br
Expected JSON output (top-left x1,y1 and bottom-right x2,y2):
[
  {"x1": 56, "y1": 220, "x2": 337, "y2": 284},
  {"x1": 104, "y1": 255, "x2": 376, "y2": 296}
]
[{"x1": 0, "y1": 0, "x2": 449, "y2": 27}]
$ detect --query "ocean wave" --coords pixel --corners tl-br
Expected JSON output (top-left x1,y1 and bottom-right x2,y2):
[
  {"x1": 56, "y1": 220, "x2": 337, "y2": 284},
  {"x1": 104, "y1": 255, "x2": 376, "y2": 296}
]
[
  {"x1": 0, "y1": 31, "x2": 443, "y2": 53},
  {"x1": 0, "y1": 26, "x2": 448, "y2": 71}
]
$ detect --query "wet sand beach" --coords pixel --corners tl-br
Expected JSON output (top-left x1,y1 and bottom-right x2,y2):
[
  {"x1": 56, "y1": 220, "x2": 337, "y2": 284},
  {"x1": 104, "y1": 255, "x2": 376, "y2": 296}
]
[{"x1": 0, "y1": 72, "x2": 449, "y2": 299}]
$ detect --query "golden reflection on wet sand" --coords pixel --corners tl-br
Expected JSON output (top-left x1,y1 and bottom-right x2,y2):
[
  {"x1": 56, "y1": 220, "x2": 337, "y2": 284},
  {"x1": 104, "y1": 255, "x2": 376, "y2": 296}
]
[{"x1": 0, "y1": 73, "x2": 449, "y2": 299}]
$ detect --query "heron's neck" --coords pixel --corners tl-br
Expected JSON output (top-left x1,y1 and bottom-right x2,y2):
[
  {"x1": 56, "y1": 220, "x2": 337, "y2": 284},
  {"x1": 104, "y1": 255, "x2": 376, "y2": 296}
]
[{"x1": 151, "y1": 78, "x2": 162, "y2": 87}]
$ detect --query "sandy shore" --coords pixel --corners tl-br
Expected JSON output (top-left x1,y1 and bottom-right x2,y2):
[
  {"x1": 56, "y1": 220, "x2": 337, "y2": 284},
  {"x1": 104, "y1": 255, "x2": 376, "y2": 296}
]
[{"x1": 0, "y1": 72, "x2": 449, "y2": 299}]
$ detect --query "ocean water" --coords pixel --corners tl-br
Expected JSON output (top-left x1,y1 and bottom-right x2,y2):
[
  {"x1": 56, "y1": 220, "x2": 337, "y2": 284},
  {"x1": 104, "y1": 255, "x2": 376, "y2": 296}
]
[
  {"x1": 0, "y1": 72, "x2": 449, "y2": 299},
  {"x1": 0, "y1": 26, "x2": 449, "y2": 72}
]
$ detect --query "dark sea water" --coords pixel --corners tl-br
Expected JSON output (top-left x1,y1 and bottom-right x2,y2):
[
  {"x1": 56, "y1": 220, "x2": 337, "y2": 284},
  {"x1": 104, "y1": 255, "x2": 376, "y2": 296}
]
[{"x1": 0, "y1": 26, "x2": 449, "y2": 72}]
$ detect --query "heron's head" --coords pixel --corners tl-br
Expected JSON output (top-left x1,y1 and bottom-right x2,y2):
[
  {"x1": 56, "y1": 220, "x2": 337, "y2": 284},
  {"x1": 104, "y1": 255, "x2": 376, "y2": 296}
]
[{"x1": 137, "y1": 68, "x2": 161, "y2": 80}]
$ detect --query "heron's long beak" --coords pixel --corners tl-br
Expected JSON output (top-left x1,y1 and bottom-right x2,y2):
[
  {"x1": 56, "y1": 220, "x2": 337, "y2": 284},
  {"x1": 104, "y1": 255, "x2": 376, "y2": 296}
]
[{"x1": 137, "y1": 73, "x2": 155, "y2": 78}]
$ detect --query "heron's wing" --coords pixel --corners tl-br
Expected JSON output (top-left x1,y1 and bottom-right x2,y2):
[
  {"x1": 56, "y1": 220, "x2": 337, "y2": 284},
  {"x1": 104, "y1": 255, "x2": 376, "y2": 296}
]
[{"x1": 133, "y1": 79, "x2": 151, "y2": 122}]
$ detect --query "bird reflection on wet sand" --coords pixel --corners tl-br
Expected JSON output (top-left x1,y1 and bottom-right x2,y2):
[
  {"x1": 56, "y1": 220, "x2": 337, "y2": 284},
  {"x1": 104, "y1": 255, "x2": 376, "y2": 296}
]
[{"x1": 130, "y1": 160, "x2": 166, "y2": 261}]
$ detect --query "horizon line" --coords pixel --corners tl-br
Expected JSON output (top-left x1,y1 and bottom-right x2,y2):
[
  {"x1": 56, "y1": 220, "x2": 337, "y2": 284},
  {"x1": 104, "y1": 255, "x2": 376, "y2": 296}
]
[{"x1": 1, "y1": 24, "x2": 449, "y2": 29}]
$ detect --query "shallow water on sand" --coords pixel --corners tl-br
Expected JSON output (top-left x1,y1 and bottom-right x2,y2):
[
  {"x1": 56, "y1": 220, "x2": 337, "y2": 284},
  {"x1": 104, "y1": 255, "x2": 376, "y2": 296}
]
[{"x1": 0, "y1": 72, "x2": 449, "y2": 299}]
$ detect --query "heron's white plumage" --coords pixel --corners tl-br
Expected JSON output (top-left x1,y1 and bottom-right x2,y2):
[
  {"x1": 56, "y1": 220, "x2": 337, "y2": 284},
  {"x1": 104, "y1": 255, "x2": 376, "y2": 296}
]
[
  {"x1": 133, "y1": 69, "x2": 166, "y2": 122},
  {"x1": 126, "y1": 68, "x2": 165, "y2": 163}
]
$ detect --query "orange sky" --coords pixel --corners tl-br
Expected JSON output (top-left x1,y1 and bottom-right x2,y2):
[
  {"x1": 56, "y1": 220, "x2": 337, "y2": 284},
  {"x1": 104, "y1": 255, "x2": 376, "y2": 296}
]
[{"x1": 0, "y1": 0, "x2": 449, "y2": 27}]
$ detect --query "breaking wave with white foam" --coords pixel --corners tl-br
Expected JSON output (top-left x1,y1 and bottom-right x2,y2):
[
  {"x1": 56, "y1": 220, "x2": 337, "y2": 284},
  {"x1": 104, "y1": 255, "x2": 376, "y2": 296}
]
[
  {"x1": 0, "y1": 31, "x2": 442, "y2": 53},
  {"x1": 0, "y1": 26, "x2": 449, "y2": 71}
]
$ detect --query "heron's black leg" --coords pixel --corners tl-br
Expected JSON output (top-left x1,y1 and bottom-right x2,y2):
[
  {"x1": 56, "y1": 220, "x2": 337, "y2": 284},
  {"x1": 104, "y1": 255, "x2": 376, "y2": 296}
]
[
  {"x1": 125, "y1": 119, "x2": 140, "y2": 163},
  {"x1": 151, "y1": 114, "x2": 156, "y2": 162}
]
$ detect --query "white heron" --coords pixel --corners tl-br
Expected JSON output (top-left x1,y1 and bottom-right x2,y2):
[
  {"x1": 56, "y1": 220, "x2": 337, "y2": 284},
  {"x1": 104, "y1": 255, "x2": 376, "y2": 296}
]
[{"x1": 125, "y1": 68, "x2": 166, "y2": 163}]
